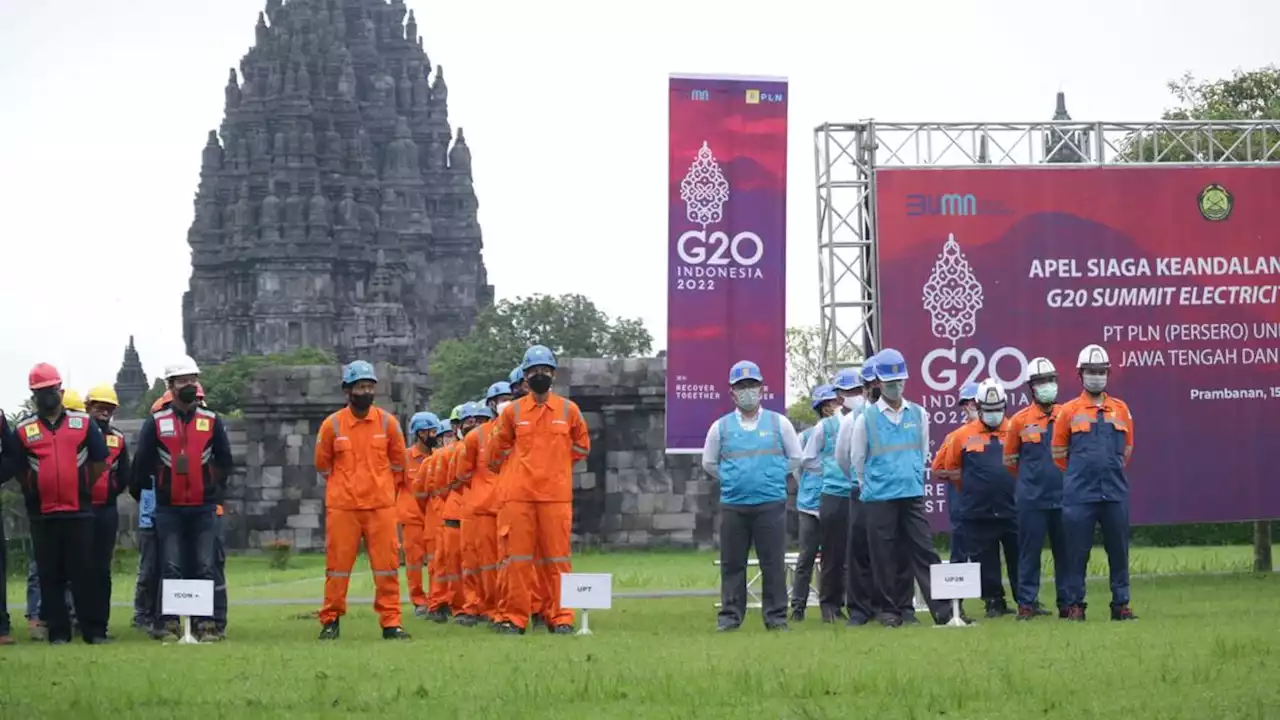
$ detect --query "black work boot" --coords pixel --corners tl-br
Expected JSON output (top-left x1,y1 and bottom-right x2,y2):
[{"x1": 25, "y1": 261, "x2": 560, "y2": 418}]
[
  {"x1": 382, "y1": 626, "x2": 412, "y2": 640},
  {"x1": 318, "y1": 621, "x2": 340, "y2": 640},
  {"x1": 454, "y1": 614, "x2": 478, "y2": 627},
  {"x1": 428, "y1": 607, "x2": 452, "y2": 624},
  {"x1": 984, "y1": 599, "x2": 1011, "y2": 618},
  {"x1": 1110, "y1": 604, "x2": 1138, "y2": 621},
  {"x1": 493, "y1": 621, "x2": 525, "y2": 635},
  {"x1": 549, "y1": 624, "x2": 575, "y2": 635},
  {"x1": 789, "y1": 607, "x2": 805, "y2": 623},
  {"x1": 1032, "y1": 601, "x2": 1051, "y2": 616}
]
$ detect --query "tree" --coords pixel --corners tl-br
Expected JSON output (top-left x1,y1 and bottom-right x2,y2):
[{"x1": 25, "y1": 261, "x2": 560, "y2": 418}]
[
  {"x1": 1119, "y1": 66, "x2": 1280, "y2": 162},
  {"x1": 428, "y1": 294, "x2": 653, "y2": 411},
  {"x1": 1126, "y1": 66, "x2": 1279, "y2": 570},
  {"x1": 786, "y1": 324, "x2": 862, "y2": 405},
  {"x1": 136, "y1": 348, "x2": 336, "y2": 418}
]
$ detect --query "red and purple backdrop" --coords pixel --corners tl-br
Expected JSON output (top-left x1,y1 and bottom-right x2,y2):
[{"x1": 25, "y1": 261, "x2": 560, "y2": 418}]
[
  {"x1": 666, "y1": 74, "x2": 788, "y2": 453},
  {"x1": 876, "y1": 166, "x2": 1280, "y2": 528}
]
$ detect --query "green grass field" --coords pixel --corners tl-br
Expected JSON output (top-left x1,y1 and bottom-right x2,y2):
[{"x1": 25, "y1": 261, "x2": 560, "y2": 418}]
[{"x1": 1, "y1": 546, "x2": 1278, "y2": 719}]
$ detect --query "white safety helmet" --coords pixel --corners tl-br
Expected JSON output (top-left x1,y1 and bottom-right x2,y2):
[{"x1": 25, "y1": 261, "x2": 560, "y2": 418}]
[
  {"x1": 975, "y1": 378, "x2": 1007, "y2": 410},
  {"x1": 1026, "y1": 357, "x2": 1057, "y2": 383},
  {"x1": 1076, "y1": 344, "x2": 1110, "y2": 370},
  {"x1": 164, "y1": 355, "x2": 202, "y2": 379}
]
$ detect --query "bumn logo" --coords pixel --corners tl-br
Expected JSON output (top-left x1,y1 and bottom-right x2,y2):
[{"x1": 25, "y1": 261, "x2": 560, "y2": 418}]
[
  {"x1": 906, "y1": 193, "x2": 1009, "y2": 217},
  {"x1": 922, "y1": 234, "x2": 984, "y2": 345}
]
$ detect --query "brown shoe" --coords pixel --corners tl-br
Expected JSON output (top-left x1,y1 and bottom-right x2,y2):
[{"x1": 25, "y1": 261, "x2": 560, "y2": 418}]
[{"x1": 0, "y1": 635, "x2": 15, "y2": 646}]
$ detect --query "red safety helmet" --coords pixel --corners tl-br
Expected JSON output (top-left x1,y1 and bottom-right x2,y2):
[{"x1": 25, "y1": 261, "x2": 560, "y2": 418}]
[{"x1": 28, "y1": 363, "x2": 62, "y2": 390}]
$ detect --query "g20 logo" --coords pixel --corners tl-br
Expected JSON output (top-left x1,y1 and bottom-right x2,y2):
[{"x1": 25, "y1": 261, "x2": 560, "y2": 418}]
[
  {"x1": 676, "y1": 230, "x2": 764, "y2": 266},
  {"x1": 922, "y1": 346, "x2": 1029, "y2": 393}
]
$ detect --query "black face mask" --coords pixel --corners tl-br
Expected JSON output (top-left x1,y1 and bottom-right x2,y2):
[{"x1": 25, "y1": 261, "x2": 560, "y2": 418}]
[
  {"x1": 177, "y1": 386, "x2": 199, "y2": 405},
  {"x1": 95, "y1": 417, "x2": 112, "y2": 430},
  {"x1": 350, "y1": 393, "x2": 374, "y2": 411},
  {"x1": 526, "y1": 374, "x2": 553, "y2": 394},
  {"x1": 428, "y1": 435, "x2": 441, "y2": 448},
  {"x1": 869, "y1": 387, "x2": 882, "y2": 403},
  {"x1": 34, "y1": 389, "x2": 62, "y2": 415}
]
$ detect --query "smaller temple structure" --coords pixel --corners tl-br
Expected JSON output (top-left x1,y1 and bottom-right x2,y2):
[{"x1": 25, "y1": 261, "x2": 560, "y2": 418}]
[{"x1": 113, "y1": 336, "x2": 150, "y2": 417}]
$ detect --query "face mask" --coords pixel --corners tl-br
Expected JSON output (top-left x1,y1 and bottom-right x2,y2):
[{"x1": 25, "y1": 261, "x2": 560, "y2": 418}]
[
  {"x1": 981, "y1": 411, "x2": 1004, "y2": 428},
  {"x1": 34, "y1": 389, "x2": 62, "y2": 415},
  {"x1": 963, "y1": 406, "x2": 979, "y2": 422},
  {"x1": 176, "y1": 386, "x2": 199, "y2": 405},
  {"x1": 880, "y1": 381, "x2": 904, "y2": 402},
  {"x1": 429, "y1": 435, "x2": 441, "y2": 448},
  {"x1": 733, "y1": 387, "x2": 762, "y2": 411},
  {"x1": 496, "y1": 400, "x2": 512, "y2": 414},
  {"x1": 95, "y1": 416, "x2": 112, "y2": 430},
  {"x1": 526, "y1": 374, "x2": 553, "y2": 394},
  {"x1": 1034, "y1": 382, "x2": 1058, "y2": 404},
  {"x1": 1082, "y1": 374, "x2": 1107, "y2": 394},
  {"x1": 869, "y1": 387, "x2": 882, "y2": 403},
  {"x1": 350, "y1": 393, "x2": 374, "y2": 411},
  {"x1": 844, "y1": 396, "x2": 865, "y2": 414}
]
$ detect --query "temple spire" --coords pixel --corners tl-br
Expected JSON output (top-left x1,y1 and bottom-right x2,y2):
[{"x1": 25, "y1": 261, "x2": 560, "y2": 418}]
[{"x1": 113, "y1": 335, "x2": 149, "y2": 418}]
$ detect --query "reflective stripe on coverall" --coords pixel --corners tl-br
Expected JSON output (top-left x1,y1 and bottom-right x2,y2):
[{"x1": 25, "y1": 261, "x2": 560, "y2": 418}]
[
  {"x1": 427, "y1": 442, "x2": 465, "y2": 612},
  {"x1": 490, "y1": 393, "x2": 591, "y2": 630},
  {"x1": 314, "y1": 407, "x2": 405, "y2": 628},
  {"x1": 458, "y1": 422, "x2": 500, "y2": 619},
  {"x1": 416, "y1": 452, "x2": 442, "y2": 592},
  {"x1": 937, "y1": 419, "x2": 1018, "y2": 603},
  {"x1": 399, "y1": 444, "x2": 430, "y2": 608}
]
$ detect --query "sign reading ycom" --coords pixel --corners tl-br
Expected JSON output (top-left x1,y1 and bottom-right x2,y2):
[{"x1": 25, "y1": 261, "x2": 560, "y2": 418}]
[{"x1": 905, "y1": 192, "x2": 1012, "y2": 217}]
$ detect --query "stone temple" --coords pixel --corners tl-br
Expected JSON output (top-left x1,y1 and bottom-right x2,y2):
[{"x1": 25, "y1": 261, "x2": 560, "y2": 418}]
[{"x1": 182, "y1": 0, "x2": 493, "y2": 375}]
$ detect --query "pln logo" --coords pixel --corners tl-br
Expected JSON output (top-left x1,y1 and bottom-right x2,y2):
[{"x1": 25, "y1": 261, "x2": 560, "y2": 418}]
[
  {"x1": 922, "y1": 234, "x2": 984, "y2": 345},
  {"x1": 745, "y1": 89, "x2": 784, "y2": 105},
  {"x1": 675, "y1": 142, "x2": 765, "y2": 278}
]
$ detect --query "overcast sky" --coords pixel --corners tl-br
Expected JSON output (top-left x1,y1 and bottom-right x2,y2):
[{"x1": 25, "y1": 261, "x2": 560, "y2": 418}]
[{"x1": 0, "y1": 0, "x2": 1275, "y2": 411}]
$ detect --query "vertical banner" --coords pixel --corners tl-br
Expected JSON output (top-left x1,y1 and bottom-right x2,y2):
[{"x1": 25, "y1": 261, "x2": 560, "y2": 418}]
[
  {"x1": 666, "y1": 74, "x2": 789, "y2": 453},
  {"x1": 875, "y1": 165, "x2": 1280, "y2": 528}
]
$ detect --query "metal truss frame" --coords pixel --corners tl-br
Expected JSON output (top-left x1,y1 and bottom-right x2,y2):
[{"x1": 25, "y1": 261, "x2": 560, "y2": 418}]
[{"x1": 814, "y1": 119, "x2": 1280, "y2": 370}]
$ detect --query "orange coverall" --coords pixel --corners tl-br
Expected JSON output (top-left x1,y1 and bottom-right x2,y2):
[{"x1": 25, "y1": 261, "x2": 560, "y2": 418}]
[
  {"x1": 427, "y1": 442, "x2": 465, "y2": 612},
  {"x1": 458, "y1": 423, "x2": 501, "y2": 619},
  {"x1": 399, "y1": 444, "x2": 431, "y2": 609},
  {"x1": 489, "y1": 393, "x2": 590, "y2": 630},
  {"x1": 315, "y1": 406, "x2": 406, "y2": 629},
  {"x1": 416, "y1": 451, "x2": 443, "y2": 598}
]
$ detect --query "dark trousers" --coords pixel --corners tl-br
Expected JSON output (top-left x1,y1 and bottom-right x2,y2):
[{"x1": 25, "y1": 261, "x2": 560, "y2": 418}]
[
  {"x1": 26, "y1": 557, "x2": 74, "y2": 622},
  {"x1": 90, "y1": 504, "x2": 119, "y2": 631},
  {"x1": 718, "y1": 500, "x2": 787, "y2": 629},
  {"x1": 1063, "y1": 501, "x2": 1130, "y2": 607},
  {"x1": 790, "y1": 512, "x2": 820, "y2": 610},
  {"x1": 0, "y1": 520, "x2": 9, "y2": 636},
  {"x1": 155, "y1": 507, "x2": 217, "y2": 626},
  {"x1": 864, "y1": 497, "x2": 950, "y2": 623},
  {"x1": 1017, "y1": 507, "x2": 1068, "y2": 608},
  {"x1": 845, "y1": 491, "x2": 876, "y2": 621},
  {"x1": 213, "y1": 514, "x2": 228, "y2": 632},
  {"x1": 817, "y1": 494, "x2": 850, "y2": 612},
  {"x1": 31, "y1": 516, "x2": 100, "y2": 642},
  {"x1": 964, "y1": 517, "x2": 1018, "y2": 605},
  {"x1": 133, "y1": 527, "x2": 160, "y2": 626}
]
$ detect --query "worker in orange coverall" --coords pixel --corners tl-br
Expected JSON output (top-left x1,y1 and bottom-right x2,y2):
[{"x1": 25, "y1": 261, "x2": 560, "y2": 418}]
[
  {"x1": 401, "y1": 412, "x2": 440, "y2": 618},
  {"x1": 489, "y1": 346, "x2": 590, "y2": 635},
  {"x1": 456, "y1": 395, "x2": 504, "y2": 626},
  {"x1": 313, "y1": 361, "x2": 411, "y2": 641},
  {"x1": 425, "y1": 407, "x2": 467, "y2": 622}
]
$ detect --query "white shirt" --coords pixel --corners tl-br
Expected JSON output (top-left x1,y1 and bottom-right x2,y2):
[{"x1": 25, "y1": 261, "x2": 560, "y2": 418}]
[
  {"x1": 800, "y1": 414, "x2": 839, "y2": 475},
  {"x1": 837, "y1": 398, "x2": 931, "y2": 480},
  {"x1": 701, "y1": 408, "x2": 804, "y2": 479}
]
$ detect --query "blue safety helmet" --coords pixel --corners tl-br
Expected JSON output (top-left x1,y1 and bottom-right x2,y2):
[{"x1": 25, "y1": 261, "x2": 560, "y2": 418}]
[
  {"x1": 486, "y1": 381, "x2": 513, "y2": 401},
  {"x1": 728, "y1": 360, "x2": 763, "y2": 385},
  {"x1": 409, "y1": 411, "x2": 439, "y2": 437},
  {"x1": 460, "y1": 401, "x2": 487, "y2": 421},
  {"x1": 509, "y1": 366, "x2": 525, "y2": 385},
  {"x1": 521, "y1": 345, "x2": 558, "y2": 371},
  {"x1": 859, "y1": 354, "x2": 879, "y2": 385},
  {"x1": 810, "y1": 384, "x2": 837, "y2": 410},
  {"x1": 479, "y1": 406, "x2": 495, "y2": 419},
  {"x1": 832, "y1": 368, "x2": 860, "y2": 391},
  {"x1": 874, "y1": 348, "x2": 909, "y2": 382},
  {"x1": 342, "y1": 360, "x2": 377, "y2": 386},
  {"x1": 958, "y1": 383, "x2": 979, "y2": 402}
]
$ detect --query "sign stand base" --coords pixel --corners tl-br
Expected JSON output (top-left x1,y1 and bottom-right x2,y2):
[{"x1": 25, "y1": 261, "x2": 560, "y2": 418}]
[
  {"x1": 576, "y1": 610, "x2": 593, "y2": 636},
  {"x1": 935, "y1": 599, "x2": 974, "y2": 629},
  {"x1": 177, "y1": 616, "x2": 201, "y2": 644}
]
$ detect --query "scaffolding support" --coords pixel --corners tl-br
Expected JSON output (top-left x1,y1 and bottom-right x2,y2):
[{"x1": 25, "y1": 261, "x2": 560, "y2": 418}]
[{"x1": 813, "y1": 119, "x2": 1280, "y2": 370}]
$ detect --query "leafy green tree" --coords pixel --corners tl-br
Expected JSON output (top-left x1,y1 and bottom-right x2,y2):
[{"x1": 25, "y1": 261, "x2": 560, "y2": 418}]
[
  {"x1": 136, "y1": 348, "x2": 336, "y2": 418},
  {"x1": 1119, "y1": 66, "x2": 1280, "y2": 162},
  {"x1": 786, "y1": 324, "x2": 862, "y2": 404},
  {"x1": 429, "y1": 294, "x2": 653, "y2": 411}
]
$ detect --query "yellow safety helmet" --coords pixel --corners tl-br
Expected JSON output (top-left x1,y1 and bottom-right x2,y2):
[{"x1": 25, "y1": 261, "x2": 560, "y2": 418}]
[
  {"x1": 86, "y1": 384, "x2": 120, "y2": 407},
  {"x1": 62, "y1": 389, "x2": 86, "y2": 412}
]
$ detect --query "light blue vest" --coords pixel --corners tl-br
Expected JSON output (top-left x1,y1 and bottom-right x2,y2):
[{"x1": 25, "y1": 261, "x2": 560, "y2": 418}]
[
  {"x1": 138, "y1": 486, "x2": 157, "y2": 529},
  {"x1": 717, "y1": 410, "x2": 789, "y2": 506},
  {"x1": 817, "y1": 415, "x2": 854, "y2": 497},
  {"x1": 861, "y1": 403, "x2": 925, "y2": 502},
  {"x1": 796, "y1": 428, "x2": 822, "y2": 513}
]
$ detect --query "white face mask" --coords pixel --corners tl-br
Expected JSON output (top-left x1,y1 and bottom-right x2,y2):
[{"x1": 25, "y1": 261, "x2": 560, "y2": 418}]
[
  {"x1": 981, "y1": 410, "x2": 1004, "y2": 428},
  {"x1": 843, "y1": 395, "x2": 865, "y2": 413},
  {"x1": 963, "y1": 406, "x2": 979, "y2": 422},
  {"x1": 1033, "y1": 382, "x2": 1058, "y2": 404},
  {"x1": 1082, "y1": 373, "x2": 1107, "y2": 394},
  {"x1": 496, "y1": 400, "x2": 512, "y2": 414},
  {"x1": 881, "y1": 381, "x2": 904, "y2": 402},
  {"x1": 733, "y1": 387, "x2": 762, "y2": 411}
]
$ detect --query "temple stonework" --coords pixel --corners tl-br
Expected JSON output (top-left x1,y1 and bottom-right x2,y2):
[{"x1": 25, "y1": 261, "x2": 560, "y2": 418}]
[
  {"x1": 113, "y1": 335, "x2": 150, "y2": 417},
  {"x1": 182, "y1": 0, "x2": 492, "y2": 375}
]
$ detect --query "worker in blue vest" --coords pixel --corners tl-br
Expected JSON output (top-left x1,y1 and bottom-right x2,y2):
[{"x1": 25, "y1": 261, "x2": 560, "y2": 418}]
[
  {"x1": 840, "y1": 349, "x2": 957, "y2": 627},
  {"x1": 802, "y1": 371, "x2": 857, "y2": 623},
  {"x1": 701, "y1": 360, "x2": 803, "y2": 632},
  {"x1": 842, "y1": 361, "x2": 880, "y2": 625},
  {"x1": 1004, "y1": 357, "x2": 1066, "y2": 619},
  {"x1": 789, "y1": 384, "x2": 835, "y2": 621}
]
